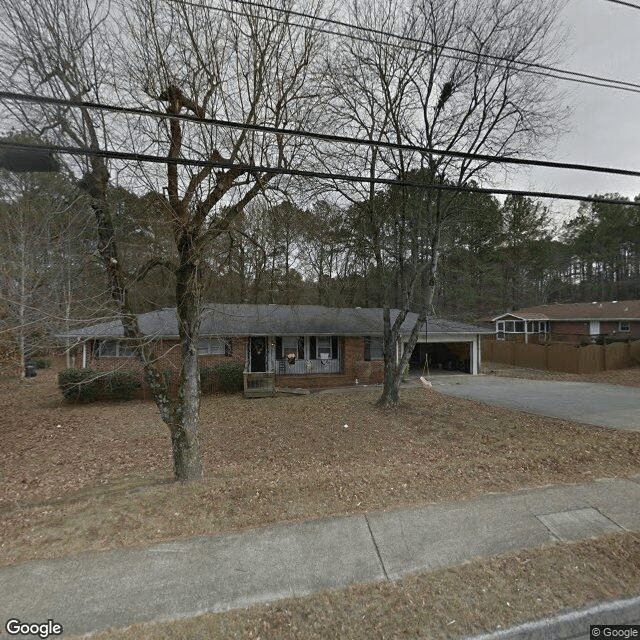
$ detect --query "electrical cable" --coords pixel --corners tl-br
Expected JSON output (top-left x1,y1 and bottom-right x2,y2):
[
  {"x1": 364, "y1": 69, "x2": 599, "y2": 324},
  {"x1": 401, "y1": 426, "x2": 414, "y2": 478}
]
[
  {"x1": 165, "y1": 0, "x2": 640, "y2": 95},
  {"x1": 3, "y1": 90, "x2": 640, "y2": 180},
  {"x1": 2, "y1": 139, "x2": 638, "y2": 207},
  {"x1": 601, "y1": 0, "x2": 640, "y2": 9}
]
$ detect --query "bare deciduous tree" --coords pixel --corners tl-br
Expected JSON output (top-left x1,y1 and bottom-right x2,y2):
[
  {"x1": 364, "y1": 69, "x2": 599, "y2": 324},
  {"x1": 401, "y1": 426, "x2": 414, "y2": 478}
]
[
  {"x1": 327, "y1": 0, "x2": 566, "y2": 406},
  {"x1": 0, "y1": 0, "x2": 328, "y2": 479}
]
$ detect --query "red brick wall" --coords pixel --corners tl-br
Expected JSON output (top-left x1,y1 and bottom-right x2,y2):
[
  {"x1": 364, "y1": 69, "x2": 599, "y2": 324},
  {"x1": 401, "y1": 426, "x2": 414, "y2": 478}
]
[
  {"x1": 342, "y1": 336, "x2": 385, "y2": 384},
  {"x1": 601, "y1": 320, "x2": 640, "y2": 339},
  {"x1": 86, "y1": 335, "x2": 387, "y2": 390},
  {"x1": 549, "y1": 321, "x2": 588, "y2": 342},
  {"x1": 88, "y1": 337, "x2": 247, "y2": 392},
  {"x1": 550, "y1": 320, "x2": 640, "y2": 343}
]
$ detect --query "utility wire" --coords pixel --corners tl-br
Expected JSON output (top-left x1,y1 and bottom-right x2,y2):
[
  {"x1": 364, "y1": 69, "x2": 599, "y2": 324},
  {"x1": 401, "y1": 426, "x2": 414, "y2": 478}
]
[
  {"x1": 601, "y1": 0, "x2": 640, "y2": 9},
  {"x1": 2, "y1": 140, "x2": 638, "y2": 207},
  {"x1": 3, "y1": 90, "x2": 640, "y2": 180},
  {"x1": 166, "y1": 0, "x2": 640, "y2": 95}
]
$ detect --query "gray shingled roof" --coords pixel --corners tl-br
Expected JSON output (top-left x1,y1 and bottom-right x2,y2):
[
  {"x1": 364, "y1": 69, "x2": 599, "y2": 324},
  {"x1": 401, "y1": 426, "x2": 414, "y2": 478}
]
[{"x1": 58, "y1": 304, "x2": 492, "y2": 340}]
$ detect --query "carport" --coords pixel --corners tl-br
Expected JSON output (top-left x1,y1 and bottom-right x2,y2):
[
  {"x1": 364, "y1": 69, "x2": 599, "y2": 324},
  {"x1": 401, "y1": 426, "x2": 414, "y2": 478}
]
[
  {"x1": 400, "y1": 319, "x2": 493, "y2": 375},
  {"x1": 409, "y1": 340, "x2": 473, "y2": 373}
]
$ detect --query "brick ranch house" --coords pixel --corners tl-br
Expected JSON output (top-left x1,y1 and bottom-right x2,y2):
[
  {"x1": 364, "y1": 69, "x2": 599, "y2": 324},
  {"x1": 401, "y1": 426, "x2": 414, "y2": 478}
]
[
  {"x1": 59, "y1": 304, "x2": 491, "y2": 394},
  {"x1": 488, "y1": 300, "x2": 640, "y2": 344}
]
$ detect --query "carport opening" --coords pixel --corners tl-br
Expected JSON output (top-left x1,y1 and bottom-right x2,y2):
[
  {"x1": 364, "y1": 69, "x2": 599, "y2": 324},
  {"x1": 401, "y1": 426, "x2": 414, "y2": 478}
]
[{"x1": 408, "y1": 342, "x2": 472, "y2": 374}]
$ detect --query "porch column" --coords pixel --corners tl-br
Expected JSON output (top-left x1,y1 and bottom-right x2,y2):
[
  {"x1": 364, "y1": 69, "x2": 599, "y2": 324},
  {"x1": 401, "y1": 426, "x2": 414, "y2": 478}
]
[{"x1": 82, "y1": 342, "x2": 88, "y2": 369}]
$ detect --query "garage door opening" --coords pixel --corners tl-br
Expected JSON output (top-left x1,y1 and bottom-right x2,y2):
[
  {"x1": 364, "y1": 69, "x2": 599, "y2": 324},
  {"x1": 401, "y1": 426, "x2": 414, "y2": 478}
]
[{"x1": 408, "y1": 342, "x2": 472, "y2": 374}]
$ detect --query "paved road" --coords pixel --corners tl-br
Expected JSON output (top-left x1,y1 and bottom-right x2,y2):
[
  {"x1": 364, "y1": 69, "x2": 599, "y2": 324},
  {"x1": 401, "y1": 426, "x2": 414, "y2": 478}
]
[
  {"x1": 463, "y1": 595, "x2": 640, "y2": 640},
  {"x1": 429, "y1": 375, "x2": 640, "y2": 431}
]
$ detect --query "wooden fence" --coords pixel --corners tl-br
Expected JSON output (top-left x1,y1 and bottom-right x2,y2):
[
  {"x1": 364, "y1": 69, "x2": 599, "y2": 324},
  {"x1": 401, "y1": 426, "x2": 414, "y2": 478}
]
[{"x1": 483, "y1": 338, "x2": 640, "y2": 374}]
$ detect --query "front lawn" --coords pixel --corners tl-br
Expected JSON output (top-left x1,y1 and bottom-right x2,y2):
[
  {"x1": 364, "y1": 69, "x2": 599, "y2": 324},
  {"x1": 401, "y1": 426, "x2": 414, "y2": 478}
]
[{"x1": 2, "y1": 369, "x2": 640, "y2": 566}]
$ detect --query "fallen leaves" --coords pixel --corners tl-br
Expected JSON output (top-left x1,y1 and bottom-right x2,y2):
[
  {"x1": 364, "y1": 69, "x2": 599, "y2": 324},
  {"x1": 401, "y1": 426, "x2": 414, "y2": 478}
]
[{"x1": 2, "y1": 367, "x2": 640, "y2": 567}]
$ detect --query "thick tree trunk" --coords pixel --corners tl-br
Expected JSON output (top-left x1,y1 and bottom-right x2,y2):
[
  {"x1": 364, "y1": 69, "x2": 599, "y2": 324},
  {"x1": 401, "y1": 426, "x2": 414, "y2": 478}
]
[
  {"x1": 377, "y1": 230, "x2": 439, "y2": 408},
  {"x1": 377, "y1": 308, "x2": 400, "y2": 406},
  {"x1": 80, "y1": 155, "x2": 182, "y2": 477},
  {"x1": 171, "y1": 241, "x2": 204, "y2": 481}
]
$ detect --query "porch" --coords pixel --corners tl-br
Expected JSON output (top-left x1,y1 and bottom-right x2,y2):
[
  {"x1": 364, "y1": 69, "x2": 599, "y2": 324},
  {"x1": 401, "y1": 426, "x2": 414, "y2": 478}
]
[{"x1": 243, "y1": 371, "x2": 276, "y2": 398}]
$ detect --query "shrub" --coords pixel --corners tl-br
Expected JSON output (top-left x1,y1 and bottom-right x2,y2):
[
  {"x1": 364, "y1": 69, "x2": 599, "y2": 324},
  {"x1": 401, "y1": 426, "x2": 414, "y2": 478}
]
[
  {"x1": 199, "y1": 365, "x2": 217, "y2": 394},
  {"x1": 34, "y1": 358, "x2": 52, "y2": 369},
  {"x1": 105, "y1": 370, "x2": 140, "y2": 401},
  {"x1": 214, "y1": 362, "x2": 244, "y2": 392},
  {"x1": 58, "y1": 368, "x2": 102, "y2": 402}
]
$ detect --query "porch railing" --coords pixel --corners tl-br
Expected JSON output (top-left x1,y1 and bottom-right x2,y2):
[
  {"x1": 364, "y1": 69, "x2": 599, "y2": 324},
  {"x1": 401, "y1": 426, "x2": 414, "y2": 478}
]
[
  {"x1": 243, "y1": 370, "x2": 276, "y2": 397},
  {"x1": 276, "y1": 358, "x2": 340, "y2": 375}
]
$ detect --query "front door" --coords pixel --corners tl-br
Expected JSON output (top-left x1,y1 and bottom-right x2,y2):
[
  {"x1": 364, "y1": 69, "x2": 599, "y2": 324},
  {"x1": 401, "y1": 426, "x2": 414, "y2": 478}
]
[{"x1": 249, "y1": 336, "x2": 267, "y2": 372}]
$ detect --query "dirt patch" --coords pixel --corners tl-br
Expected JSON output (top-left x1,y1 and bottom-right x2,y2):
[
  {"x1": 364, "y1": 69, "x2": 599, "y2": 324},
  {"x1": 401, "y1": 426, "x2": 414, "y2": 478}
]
[
  {"x1": 483, "y1": 362, "x2": 640, "y2": 387},
  {"x1": 68, "y1": 531, "x2": 640, "y2": 640},
  {"x1": 2, "y1": 369, "x2": 640, "y2": 566}
]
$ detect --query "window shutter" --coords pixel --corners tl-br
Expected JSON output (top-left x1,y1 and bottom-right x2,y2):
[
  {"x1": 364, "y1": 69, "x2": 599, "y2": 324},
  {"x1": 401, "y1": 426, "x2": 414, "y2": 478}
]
[
  {"x1": 310, "y1": 336, "x2": 316, "y2": 359},
  {"x1": 276, "y1": 337, "x2": 282, "y2": 359},
  {"x1": 297, "y1": 336, "x2": 304, "y2": 360},
  {"x1": 331, "y1": 336, "x2": 338, "y2": 359},
  {"x1": 225, "y1": 340, "x2": 232, "y2": 357},
  {"x1": 364, "y1": 337, "x2": 371, "y2": 361}
]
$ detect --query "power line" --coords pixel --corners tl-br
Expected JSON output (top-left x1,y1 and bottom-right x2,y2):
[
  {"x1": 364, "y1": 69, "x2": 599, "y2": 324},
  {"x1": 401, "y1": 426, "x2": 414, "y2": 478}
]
[
  {"x1": 3, "y1": 90, "x2": 640, "y2": 180},
  {"x1": 2, "y1": 140, "x2": 638, "y2": 207},
  {"x1": 601, "y1": 0, "x2": 640, "y2": 9},
  {"x1": 166, "y1": 0, "x2": 640, "y2": 95}
]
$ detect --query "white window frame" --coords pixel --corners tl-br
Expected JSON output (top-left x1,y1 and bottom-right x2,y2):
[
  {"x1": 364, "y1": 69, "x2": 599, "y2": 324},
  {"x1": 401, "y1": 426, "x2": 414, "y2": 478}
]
[
  {"x1": 96, "y1": 339, "x2": 136, "y2": 358},
  {"x1": 316, "y1": 336, "x2": 332, "y2": 359},
  {"x1": 197, "y1": 337, "x2": 229, "y2": 356},
  {"x1": 365, "y1": 337, "x2": 384, "y2": 360}
]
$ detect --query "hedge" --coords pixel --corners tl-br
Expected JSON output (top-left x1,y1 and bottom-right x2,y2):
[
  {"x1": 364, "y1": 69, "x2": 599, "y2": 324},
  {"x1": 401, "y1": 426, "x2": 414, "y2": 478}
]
[
  {"x1": 58, "y1": 368, "x2": 102, "y2": 402},
  {"x1": 58, "y1": 369, "x2": 141, "y2": 402},
  {"x1": 214, "y1": 362, "x2": 244, "y2": 392}
]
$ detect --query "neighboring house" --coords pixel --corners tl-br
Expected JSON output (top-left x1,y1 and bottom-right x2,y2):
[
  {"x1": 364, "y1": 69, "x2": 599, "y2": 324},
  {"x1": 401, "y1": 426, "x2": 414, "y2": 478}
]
[
  {"x1": 488, "y1": 300, "x2": 640, "y2": 344},
  {"x1": 58, "y1": 304, "x2": 491, "y2": 394}
]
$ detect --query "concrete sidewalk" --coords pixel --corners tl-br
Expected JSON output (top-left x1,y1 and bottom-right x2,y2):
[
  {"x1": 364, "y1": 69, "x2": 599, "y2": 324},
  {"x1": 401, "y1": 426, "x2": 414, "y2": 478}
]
[{"x1": 2, "y1": 476, "x2": 640, "y2": 638}]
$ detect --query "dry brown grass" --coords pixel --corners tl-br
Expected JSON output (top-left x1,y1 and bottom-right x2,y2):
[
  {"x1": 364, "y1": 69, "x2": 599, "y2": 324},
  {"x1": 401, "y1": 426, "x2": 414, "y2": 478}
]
[
  {"x1": 69, "y1": 531, "x2": 640, "y2": 640},
  {"x1": 2, "y1": 368, "x2": 640, "y2": 567}
]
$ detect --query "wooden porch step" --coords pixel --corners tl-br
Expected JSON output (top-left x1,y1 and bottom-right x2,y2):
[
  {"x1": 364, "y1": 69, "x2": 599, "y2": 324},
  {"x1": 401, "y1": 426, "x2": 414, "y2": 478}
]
[{"x1": 244, "y1": 389, "x2": 276, "y2": 398}]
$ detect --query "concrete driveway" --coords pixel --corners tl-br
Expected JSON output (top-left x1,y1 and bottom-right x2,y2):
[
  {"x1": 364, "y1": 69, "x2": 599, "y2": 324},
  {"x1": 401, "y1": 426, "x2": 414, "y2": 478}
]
[{"x1": 428, "y1": 374, "x2": 640, "y2": 432}]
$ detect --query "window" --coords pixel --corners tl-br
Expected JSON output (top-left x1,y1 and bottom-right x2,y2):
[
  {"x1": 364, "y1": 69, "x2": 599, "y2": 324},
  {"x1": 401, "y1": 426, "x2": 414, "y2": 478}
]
[
  {"x1": 515, "y1": 321, "x2": 525, "y2": 332},
  {"x1": 312, "y1": 336, "x2": 338, "y2": 360},
  {"x1": 619, "y1": 321, "x2": 630, "y2": 332},
  {"x1": 94, "y1": 340, "x2": 136, "y2": 357},
  {"x1": 276, "y1": 336, "x2": 304, "y2": 360},
  {"x1": 364, "y1": 337, "x2": 384, "y2": 360},
  {"x1": 282, "y1": 336, "x2": 304, "y2": 363},
  {"x1": 317, "y1": 336, "x2": 332, "y2": 359},
  {"x1": 276, "y1": 336, "x2": 338, "y2": 361},
  {"x1": 197, "y1": 338, "x2": 230, "y2": 356}
]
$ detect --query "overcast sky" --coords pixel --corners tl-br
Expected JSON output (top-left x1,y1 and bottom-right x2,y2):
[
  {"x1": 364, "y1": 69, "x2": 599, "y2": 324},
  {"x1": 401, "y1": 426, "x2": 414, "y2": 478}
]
[{"x1": 505, "y1": 0, "x2": 640, "y2": 222}]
